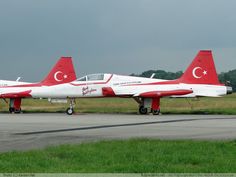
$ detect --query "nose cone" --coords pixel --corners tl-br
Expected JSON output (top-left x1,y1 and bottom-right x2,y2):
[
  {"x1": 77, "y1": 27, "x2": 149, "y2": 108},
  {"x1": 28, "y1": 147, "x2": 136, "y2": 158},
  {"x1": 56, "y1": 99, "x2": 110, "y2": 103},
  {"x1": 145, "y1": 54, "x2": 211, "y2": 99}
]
[{"x1": 227, "y1": 86, "x2": 233, "y2": 94}]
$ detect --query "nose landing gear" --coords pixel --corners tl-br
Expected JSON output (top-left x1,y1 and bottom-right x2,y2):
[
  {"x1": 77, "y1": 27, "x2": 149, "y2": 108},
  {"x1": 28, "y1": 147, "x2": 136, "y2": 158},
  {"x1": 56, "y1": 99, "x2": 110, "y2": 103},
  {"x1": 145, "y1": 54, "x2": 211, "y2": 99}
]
[{"x1": 66, "y1": 99, "x2": 76, "y2": 115}]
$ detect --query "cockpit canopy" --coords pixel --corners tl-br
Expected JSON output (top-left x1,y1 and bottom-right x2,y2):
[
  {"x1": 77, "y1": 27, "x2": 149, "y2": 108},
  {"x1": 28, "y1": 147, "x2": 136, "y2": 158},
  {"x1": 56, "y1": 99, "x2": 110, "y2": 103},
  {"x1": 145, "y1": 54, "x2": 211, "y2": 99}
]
[{"x1": 77, "y1": 73, "x2": 107, "y2": 82}]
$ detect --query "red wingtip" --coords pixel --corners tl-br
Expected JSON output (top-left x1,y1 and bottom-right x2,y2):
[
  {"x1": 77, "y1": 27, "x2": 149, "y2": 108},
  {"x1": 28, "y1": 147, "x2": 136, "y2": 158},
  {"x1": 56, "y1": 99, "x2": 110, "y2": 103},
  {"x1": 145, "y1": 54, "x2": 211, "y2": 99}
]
[
  {"x1": 40, "y1": 57, "x2": 77, "y2": 86},
  {"x1": 179, "y1": 50, "x2": 221, "y2": 85}
]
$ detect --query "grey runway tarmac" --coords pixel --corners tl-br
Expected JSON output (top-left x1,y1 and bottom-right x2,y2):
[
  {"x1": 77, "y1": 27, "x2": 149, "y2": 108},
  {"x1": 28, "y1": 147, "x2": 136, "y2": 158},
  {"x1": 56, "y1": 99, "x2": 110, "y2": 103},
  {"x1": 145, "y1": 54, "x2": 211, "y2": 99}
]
[{"x1": 0, "y1": 113, "x2": 236, "y2": 152}]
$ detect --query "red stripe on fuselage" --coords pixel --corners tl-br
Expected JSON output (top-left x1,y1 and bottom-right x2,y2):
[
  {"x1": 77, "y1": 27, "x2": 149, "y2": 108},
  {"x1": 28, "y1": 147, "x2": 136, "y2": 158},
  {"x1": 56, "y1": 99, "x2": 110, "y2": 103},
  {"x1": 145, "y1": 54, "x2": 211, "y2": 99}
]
[
  {"x1": 120, "y1": 79, "x2": 224, "y2": 87},
  {"x1": 120, "y1": 80, "x2": 179, "y2": 87}
]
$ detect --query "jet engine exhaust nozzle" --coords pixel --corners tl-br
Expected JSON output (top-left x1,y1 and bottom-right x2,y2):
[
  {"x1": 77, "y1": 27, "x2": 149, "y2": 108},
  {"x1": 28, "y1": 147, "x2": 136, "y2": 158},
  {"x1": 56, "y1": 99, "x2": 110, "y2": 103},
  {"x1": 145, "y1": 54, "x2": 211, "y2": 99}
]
[{"x1": 227, "y1": 86, "x2": 233, "y2": 94}]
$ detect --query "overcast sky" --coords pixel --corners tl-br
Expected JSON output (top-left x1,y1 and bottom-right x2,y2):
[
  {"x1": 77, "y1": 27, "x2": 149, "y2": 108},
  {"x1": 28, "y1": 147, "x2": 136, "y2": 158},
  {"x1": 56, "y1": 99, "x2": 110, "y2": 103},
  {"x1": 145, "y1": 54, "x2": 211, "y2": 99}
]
[{"x1": 0, "y1": 0, "x2": 236, "y2": 82}]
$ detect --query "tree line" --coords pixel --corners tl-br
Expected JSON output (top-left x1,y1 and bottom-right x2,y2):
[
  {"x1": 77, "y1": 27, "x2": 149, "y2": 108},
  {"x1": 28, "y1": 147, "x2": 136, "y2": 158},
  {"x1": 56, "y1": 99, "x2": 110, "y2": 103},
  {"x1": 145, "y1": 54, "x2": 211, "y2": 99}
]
[{"x1": 131, "y1": 69, "x2": 236, "y2": 92}]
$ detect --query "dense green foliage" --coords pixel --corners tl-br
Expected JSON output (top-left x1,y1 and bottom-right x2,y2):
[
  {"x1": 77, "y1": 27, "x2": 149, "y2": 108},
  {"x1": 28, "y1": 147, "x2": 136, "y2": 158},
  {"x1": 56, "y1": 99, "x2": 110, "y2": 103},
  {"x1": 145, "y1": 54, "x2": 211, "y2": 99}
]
[
  {"x1": 0, "y1": 139, "x2": 236, "y2": 173},
  {"x1": 131, "y1": 70, "x2": 183, "y2": 80},
  {"x1": 219, "y1": 69, "x2": 236, "y2": 91},
  {"x1": 132, "y1": 69, "x2": 236, "y2": 91}
]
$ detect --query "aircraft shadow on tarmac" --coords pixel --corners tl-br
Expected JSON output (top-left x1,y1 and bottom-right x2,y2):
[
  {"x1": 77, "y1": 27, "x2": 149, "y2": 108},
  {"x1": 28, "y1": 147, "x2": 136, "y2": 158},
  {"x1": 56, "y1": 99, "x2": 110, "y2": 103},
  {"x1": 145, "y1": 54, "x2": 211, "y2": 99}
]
[{"x1": 14, "y1": 117, "x2": 236, "y2": 136}]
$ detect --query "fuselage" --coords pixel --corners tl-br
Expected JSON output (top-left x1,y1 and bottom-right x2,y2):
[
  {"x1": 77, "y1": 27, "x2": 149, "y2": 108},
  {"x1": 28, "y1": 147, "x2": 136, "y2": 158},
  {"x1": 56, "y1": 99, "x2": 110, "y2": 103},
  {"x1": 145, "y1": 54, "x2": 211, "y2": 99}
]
[{"x1": 0, "y1": 73, "x2": 229, "y2": 99}]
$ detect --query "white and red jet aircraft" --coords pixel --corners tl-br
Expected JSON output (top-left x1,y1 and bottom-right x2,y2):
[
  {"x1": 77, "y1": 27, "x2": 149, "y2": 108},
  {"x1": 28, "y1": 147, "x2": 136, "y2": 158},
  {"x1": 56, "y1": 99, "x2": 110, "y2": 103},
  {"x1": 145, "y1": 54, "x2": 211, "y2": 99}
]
[
  {"x1": 0, "y1": 57, "x2": 76, "y2": 113},
  {"x1": 0, "y1": 50, "x2": 232, "y2": 115}
]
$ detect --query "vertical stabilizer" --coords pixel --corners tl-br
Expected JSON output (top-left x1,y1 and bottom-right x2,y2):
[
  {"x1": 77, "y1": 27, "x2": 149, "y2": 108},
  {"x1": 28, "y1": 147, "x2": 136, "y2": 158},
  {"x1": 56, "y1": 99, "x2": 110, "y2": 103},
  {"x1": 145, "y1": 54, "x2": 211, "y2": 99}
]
[
  {"x1": 40, "y1": 57, "x2": 76, "y2": 86},
  {"x1": 179, "y1": 50, "x2": 221, "y2": 85}
]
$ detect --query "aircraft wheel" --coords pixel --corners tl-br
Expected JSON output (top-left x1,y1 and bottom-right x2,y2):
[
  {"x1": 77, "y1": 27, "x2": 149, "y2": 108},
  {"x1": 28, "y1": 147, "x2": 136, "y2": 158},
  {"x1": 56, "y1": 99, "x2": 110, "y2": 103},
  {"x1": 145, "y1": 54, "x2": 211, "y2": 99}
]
[
  {"x1": 152, "y1": 109, "x2": 160, "y2": 115},
  {"x1": 14, "y1": 108, "x2": 21, "y2": 114},
  {"x1": 9, "y1": 107, "x2": 15, "y2": 113},
  {"x1": 139, "y1": 106, "x2": 148, "y2": 115},
  {"x1": 66, "y1": 108, "x2": 74, "y2": 115}
]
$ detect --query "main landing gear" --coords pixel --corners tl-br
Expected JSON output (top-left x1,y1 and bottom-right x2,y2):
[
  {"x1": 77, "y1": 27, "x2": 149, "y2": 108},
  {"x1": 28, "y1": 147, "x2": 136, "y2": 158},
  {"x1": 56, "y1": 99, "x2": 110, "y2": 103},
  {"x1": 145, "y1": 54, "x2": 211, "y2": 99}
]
[
  {"x1": 139, "y1": 106, "x2": 148, "y2": 115},
  {"x1": 9, "y1": 98, "x2": 22, "y2": 114},
  {"x1": 138, "y1": 106, "x2": 161, "y2": 115},
  {"x1": 151, "y1": 109, "x2": 161, "y2": 115},
  {"x1": 66, "y1": 98, "x2": 76, "y2": 115},
  {"x1": 9, "y1": 107, "x2": 22, "y2": 114},
  {"x1": 135, "y1": 97, "x2": 161, "y2": 115}
]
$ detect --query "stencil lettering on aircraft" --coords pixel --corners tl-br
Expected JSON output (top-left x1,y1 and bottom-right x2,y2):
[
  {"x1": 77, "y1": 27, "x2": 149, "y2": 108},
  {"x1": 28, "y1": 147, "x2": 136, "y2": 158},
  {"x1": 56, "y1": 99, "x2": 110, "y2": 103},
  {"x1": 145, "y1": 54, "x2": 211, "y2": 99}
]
[{"x1": 82, "y1": 86, "x2": 97, "y2": 95}]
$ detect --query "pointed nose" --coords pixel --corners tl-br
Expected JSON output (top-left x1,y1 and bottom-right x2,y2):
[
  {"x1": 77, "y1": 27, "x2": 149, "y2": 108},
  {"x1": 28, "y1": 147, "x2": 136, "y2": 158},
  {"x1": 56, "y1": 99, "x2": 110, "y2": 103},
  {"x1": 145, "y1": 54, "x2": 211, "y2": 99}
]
[{"x1": 227, "y1": 86, "x2": 233, "y2": 94}]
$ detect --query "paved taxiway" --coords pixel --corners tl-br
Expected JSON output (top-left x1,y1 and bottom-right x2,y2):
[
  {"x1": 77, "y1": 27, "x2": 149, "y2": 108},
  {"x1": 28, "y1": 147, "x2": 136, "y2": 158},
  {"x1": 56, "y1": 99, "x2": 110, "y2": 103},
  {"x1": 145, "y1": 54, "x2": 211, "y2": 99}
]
[{"x1": 0, "y1": 114, "x2": 236, "y2": 152}]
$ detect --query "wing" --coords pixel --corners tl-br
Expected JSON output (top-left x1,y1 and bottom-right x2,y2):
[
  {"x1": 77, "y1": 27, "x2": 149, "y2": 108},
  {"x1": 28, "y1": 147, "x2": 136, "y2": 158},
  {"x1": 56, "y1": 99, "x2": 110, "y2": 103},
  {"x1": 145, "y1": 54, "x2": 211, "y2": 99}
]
[
  {"x1": 0, "y1": 90, "x2": 32, "y2": 98},
  {"x1": 102, "y1": 87, "x2": 193, "y2": 98},
  {"x1": 133, "y1": 89, "x2": 193, "y2": 98}
]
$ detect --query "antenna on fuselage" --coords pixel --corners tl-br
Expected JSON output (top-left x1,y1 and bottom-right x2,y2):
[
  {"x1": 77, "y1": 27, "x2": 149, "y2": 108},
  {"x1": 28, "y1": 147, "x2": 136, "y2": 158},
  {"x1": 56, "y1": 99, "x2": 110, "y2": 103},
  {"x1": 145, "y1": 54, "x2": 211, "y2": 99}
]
[
  {"x1": 150, "y1": 73, "x2": 156, "y2": 79},
  {"x1": 16, "y1": 77, "x2": 21, "y2": 82}
]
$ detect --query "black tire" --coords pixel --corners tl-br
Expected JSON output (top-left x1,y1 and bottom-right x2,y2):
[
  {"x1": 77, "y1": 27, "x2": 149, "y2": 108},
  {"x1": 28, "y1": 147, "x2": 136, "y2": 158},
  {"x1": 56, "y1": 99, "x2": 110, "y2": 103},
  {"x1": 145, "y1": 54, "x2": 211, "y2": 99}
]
[
  {"x1": 9, "y1": 107, "x2": 15, "y2": 113},
  {"x1": 14, "y1": 108, "x2": 21, "y2": 114},
  {"x1": 139, "y1": 106, "x2": 148, "y2": 115},
  {"x1": 66, "y1": 108, "x2": 74, "y2": 115},
  {"x1": 152, "y1": 109, "x2": 160, "y2": 115}
]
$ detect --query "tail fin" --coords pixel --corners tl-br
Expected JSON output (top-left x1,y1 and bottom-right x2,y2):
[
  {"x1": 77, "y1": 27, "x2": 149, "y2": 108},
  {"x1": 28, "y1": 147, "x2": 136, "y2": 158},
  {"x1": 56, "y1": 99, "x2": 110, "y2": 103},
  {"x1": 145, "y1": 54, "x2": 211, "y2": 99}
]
[
  {"x1": 179, "y1": 50, "x2": 221, "y2": 85},
  {"x1": 40, "y1": 57, "x2": 76, "y2": 86}
]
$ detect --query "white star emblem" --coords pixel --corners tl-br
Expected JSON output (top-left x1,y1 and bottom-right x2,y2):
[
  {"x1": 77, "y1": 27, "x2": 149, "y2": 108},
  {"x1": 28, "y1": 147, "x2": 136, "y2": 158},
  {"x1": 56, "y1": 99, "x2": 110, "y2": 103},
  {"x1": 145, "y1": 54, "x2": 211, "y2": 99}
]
[
  {"x1": 203, "y1": 70, "x2": 207, "y2": 75},
  {"x1": 64, "y1": 75, "x2": 68, "y2": 79}
]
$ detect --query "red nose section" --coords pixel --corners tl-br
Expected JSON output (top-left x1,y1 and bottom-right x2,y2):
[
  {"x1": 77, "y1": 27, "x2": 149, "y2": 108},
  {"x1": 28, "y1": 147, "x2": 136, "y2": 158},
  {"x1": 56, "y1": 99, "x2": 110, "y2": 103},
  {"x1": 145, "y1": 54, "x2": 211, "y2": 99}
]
[
  {"x1": 40, "y1": 57, "x2": 76, "y2": 86},
  {"x1": 102, "y1": 87, "x2": 116, "y2": 97}
]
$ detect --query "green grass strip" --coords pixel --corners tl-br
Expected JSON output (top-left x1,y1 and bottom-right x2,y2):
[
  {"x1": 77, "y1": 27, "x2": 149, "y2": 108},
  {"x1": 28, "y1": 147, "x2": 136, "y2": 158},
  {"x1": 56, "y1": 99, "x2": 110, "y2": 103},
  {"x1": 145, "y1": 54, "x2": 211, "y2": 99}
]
[{"x1": 0, "y1": 139, "x2": 236, "y2": 173}]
